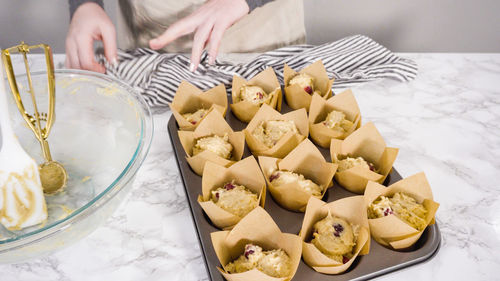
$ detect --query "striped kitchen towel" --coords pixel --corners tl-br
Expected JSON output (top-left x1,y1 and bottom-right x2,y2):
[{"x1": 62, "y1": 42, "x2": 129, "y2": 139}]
[{"x1": 102, "y1": 35, "x2": 417, "y2": 107}]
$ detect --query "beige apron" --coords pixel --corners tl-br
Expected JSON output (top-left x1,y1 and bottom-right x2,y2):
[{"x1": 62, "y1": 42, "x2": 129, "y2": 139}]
[{"x1": 116, "y1": 0, "x2": 306, "y2": 53}]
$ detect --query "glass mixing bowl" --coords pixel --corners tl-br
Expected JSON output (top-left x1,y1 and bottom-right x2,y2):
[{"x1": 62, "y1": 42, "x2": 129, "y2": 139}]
[{"x1": 0, "y1": 69, "x2": 153, "y2": 263}]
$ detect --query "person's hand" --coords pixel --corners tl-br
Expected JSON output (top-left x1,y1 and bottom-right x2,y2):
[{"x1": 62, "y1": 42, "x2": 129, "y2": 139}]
[
  {"x1": 149, "y1": 0, "x2": 250, "y2": 72},
  {"x1": 65, "y1": 2, "x2": 117, "y2": 73}
]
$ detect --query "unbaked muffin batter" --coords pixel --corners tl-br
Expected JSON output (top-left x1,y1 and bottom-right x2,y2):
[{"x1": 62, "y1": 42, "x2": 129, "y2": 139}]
[
  {"x1": 310, "y1": 213, "x2": 359, "y2": 263},
  {"x1": 225, "y1": 244, "x2": 291, "y2": 278},
  {"x1": 211, "y1": 181, "x2": 259, "y2": 217},
  {"x1": 252, "y1": 120, "x2": 299, "y2": 148},
  {"x1": 192, "y1": 133, "x2": 233, "y2": 159},
  {"x1": 368, "y1": 192, "x2": 428, "y2": 231},
  {"x1": 182, "y1": 108, "x2": 209, "y2": 125},
  {"x1": 288, "y1": 73, "x2": 320, "y2": 95},
  {"x1": 269, "y1": 170, "x2": 322, "y2": 196},
  {"x1": 336, "y1": 156, "x2": 376, "y2": 173},
  {"x1": 322, "y1": 110, "x2": 354, "y2": 133},
  {"x1": 239, "y1": 85, "x2": 270, "y2": 105}
]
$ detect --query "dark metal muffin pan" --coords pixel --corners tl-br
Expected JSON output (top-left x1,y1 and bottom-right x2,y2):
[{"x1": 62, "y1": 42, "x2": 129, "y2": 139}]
[{"x1": 168, "y1": 96, "x2": 441, "y2": 281}]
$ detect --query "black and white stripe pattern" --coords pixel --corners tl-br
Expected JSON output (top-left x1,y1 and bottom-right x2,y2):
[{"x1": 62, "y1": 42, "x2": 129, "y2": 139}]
[{"x1": 102, "y1": 35, "x2": 417, "y2": 107}]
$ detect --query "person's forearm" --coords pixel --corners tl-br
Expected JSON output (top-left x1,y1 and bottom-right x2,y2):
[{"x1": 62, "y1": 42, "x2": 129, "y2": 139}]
[
  {"x1": 246, "y1": 0, "x2": 274, "y2": 12},
  {"x1": 69, "y1": 0, "x2": 103, "y2": 18}
]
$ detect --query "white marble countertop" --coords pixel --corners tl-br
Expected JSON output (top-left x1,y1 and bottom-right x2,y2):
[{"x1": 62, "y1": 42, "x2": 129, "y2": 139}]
[{"x1": 1, "y1": 53, "x2": 499, "y2": 281}]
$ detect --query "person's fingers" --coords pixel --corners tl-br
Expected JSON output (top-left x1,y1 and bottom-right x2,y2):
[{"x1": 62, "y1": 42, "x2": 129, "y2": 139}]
[
  {"x1": 206, "y1": 21, "x2": 229, "y2": 65},
  {"x1": 149, "y1": 16, "x2": 199, "y2": 50},
  {"x1": 64, "y1": 53, "x2": 70, "y2": 68},
  {"x1": 189, "y1": 22, "x2": 214, "y2": 72},
  {"x1": 77, "y1": 36, "x2": 105, "y2": 73},
  {"x1": 65, "y1": 39, "x2": 81, "y2": 69},
  {"x1": 100, "y1": 24, "x2": 118, "y2": 65}
]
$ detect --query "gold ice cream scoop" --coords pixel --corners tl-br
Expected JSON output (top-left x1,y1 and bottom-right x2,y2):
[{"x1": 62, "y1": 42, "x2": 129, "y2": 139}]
[{"x1": 1, "y1": 42, "x2": 67, "y2": 194}]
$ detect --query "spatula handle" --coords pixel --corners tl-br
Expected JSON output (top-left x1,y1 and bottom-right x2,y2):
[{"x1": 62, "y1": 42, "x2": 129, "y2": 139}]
[{"x1": 0, "y1": 57, "x2": 16, "y2": 145}]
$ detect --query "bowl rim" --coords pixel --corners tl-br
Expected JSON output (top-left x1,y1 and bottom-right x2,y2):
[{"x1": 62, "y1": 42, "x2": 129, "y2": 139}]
[{"x1": 0, "y1": 69, "x2": 154, "y2": 247}]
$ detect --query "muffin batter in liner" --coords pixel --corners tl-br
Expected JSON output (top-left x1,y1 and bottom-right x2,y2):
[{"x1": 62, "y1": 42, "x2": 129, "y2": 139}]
[
  {"x1": 198, "y1": 157, "x2": 266, "y2": 230},
  {"x1": 170, "y1": 81, "x2": 228, "y2": 131},
  {"x1": 300, "y1": 196, "x2": 370, "y2": 274},
  {"x1": 178, "y1": 110, "x2": 245, "y2": 175},
  {"x1": 211, "y1": 207, "x2": 302, "y2": 281},
  {"x1": 230, "y1": 67, "x2": 282, "y2": 123},
  {"x1": 283, "y1": 60, "x2": 334, "y2": 111},
  {"x1": 309, "y1": 89, "x2": 361, "y2": 148},
  {"x1": 330, "y1": 122, "x2": 399, "y2": 194},
  {"x1": 258, "y1": 139, "x2": 337, "y2": 212},
  {"x1": 364, "y1": 172, "x2": 439, "y2": 249},
  {"x1": 244, "y1": 104, "x2": 308, "y2": 158}
]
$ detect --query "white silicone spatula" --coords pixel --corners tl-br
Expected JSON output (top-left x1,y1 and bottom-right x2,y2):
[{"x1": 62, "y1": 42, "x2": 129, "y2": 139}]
[{"x1": 0, "y1": 60, "x2": 47, "y2": 230}]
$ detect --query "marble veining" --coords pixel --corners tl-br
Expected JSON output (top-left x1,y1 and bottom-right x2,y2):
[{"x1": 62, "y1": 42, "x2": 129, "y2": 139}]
[{"x1": 0, "y1": 53, "x2": 499, "y2": 281}]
